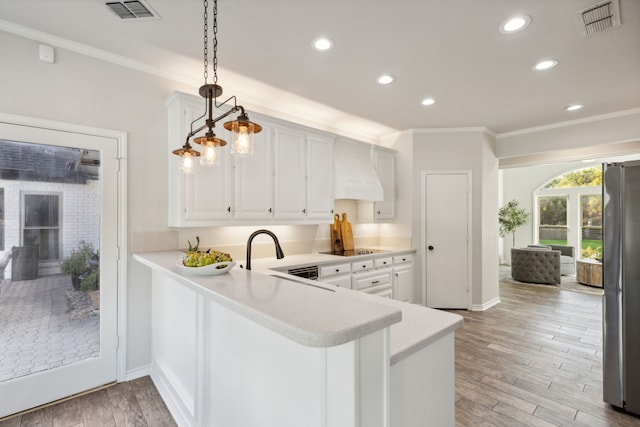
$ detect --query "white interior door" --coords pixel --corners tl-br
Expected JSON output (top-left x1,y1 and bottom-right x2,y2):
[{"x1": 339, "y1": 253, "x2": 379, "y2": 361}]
[
  {"x1": 0, "y1": 120, "x2": 121, "y2": 417},
  {"x1": 423, "y1": 172, "x2": 470, "y2": 309}
]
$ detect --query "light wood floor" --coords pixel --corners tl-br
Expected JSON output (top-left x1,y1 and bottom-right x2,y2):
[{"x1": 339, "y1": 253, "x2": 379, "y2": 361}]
[
  {"x1": 2, "y1": 281, "x2": 640, "y2": 426},
  {"x1": 452, "y1": 280, "x2": 640, "y2": 426},
  {"x1": 0, "y1": 376, "x2": 176, "y2": 427}
]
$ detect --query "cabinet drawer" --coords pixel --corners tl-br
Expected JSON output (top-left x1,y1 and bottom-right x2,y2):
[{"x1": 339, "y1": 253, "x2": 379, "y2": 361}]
[
  {"x1": 351, "y1": 260, "x2": 374, "y2": 273},
  {"x1": 353, "y1": 271, "x2": 392, "y2": 291},
  {"x1": 320, "y1": 275, "x2": 352, "y2": 289},
  {"x1": 374, "y1": 257, "x2": 393, "y2": 269},
  {"x1": 370, "y1": 286, "x2": 393, "y2": 298},
  {"x1": 393, "y1": 254, "x2": 413, "y2": 264},
  {"x1": 320, "y1": 263, "x2": 351, "y2": 278}
]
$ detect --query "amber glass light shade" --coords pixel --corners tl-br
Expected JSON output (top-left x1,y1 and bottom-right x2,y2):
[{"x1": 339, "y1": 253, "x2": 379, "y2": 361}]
[
  {"x1": 172, "y1": 144, "x2": 200, "y2": 174},
  {"x1": 194, "y1": 135, "x2": 227, "y2": 166},
  {"x1": 225, "y1": 118, "x2": 262, "y2": 158}
]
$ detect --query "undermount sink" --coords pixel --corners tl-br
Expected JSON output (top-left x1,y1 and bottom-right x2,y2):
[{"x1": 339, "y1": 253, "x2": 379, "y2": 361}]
[{"x1": 269, "y1": 274, "x2": 335, "y2": 292}]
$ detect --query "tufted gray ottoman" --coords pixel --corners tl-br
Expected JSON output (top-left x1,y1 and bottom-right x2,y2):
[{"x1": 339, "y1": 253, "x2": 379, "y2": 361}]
[{"x1": 511, "y1": 247, "x2": 561, "y2": 285}]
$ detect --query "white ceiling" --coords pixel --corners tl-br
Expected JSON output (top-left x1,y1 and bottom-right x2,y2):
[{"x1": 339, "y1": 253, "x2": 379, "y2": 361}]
[{"x1": 1, "y1": 0, "x2": 639, "y2": 136}]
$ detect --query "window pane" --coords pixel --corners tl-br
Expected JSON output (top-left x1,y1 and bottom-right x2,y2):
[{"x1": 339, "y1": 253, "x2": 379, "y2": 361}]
[
  {"x1": 538, "y1": 195, "x2": 568, "y2": 244},
  {"x1": 24, "y1": 194, "x2": 59, "y2": 227},
  {"x1": 581, "y1": 194, "x2": 603, "y2": 259},
  {"x1": 23, "y1": 229, "x2": 60, "y2": 260}
]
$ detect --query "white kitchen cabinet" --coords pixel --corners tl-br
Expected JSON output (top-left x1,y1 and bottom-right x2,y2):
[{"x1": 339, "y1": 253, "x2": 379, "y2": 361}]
[
  {"x1": 318, "y1": 254, "x2": 411, "y2": 299},
  {"x1": 166, "y1": 92, "x2": 233, "y2": 227},
  {"x1": 321, "y1": 275, "x2": 352, "y2": 289},
  {"x1": 274, "y1": 127, "x2": 307, "y2": 220},
  {"x1": 319, "y1": 262, "x2": 351, "y2": 289},
  {"x1": 306, "y1": 133, "x2": 335, "y2": 220},
  {"x1": 393, "y1": 254, "x2": 413, "y2": 303},
  {"x1": 273, "y1": 125, "x2": 335, "y2": 222},
  {"x1": 374, "y1": 147, "x2": 396, "y2": 221},
  {"x1": 353, "y1": 269, "x2": 393, "y2": 297},
  {"x1": 234, "y1": 120, "x2": 274, "y2": 220},
  {"x1": 166, "y1": 91, "x2": 336, "y2": 226}
]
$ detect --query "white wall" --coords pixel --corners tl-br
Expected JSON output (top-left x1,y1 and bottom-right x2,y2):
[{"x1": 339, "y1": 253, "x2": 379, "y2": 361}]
[{"x1": 382, "y1": 129, "x2": 499, "y2": 309}]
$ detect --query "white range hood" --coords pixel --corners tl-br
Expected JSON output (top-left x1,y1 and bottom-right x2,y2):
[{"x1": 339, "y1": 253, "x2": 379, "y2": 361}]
[{"x1": 334, "y1": 139, "x2": 384, "y2": 201}]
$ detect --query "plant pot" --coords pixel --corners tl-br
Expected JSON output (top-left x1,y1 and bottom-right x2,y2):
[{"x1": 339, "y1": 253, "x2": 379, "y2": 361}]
[{"x1": 71, "y1": 275, "x2": 81, "y2": 291}]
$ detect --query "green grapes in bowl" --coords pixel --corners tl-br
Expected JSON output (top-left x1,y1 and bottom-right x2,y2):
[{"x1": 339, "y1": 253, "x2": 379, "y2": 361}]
[{"x1": 183, "y1": 250, "x2": 233, "y2": 268}]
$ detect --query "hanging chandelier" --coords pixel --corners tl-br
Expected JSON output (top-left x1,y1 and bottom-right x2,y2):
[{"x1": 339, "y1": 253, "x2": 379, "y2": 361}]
[{"x1": 172, "y1": 0, "x2": 262, "y2": 173}]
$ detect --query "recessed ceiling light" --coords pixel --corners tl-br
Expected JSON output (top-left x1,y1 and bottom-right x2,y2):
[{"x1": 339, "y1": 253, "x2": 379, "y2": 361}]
[
  {"x1": 311, "y1": 37, "x2": 334, "y2": 51},
  {"x1": 534, "y1": 59, "x2": 558, "y2": 71},
  {"x1": 377, "y1": 74, "x2": 396, "y2": 85},
  {"x1": 565, "y1": 104, "x2": 584, "y2": 111},
  {"x1": 499, "y1": 15, "x2": 531, "y2": 34},
  {"x1": 421, "y1": 98, "x2": 436, "y2": 106}
]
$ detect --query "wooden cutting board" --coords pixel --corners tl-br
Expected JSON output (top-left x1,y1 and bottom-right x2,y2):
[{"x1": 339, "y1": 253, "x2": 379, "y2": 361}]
[
  {"x1": 341, "y1": 212, "x2": 354, "y2": 251},
  {"x1": 330, "y1": 214, "x2": 344, "y2": 253}
]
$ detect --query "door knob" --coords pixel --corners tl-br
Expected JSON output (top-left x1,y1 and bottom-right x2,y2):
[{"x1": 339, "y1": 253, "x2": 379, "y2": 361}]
[{"x1": 428, "y1": 245, "x2": 434, "y2": 251}]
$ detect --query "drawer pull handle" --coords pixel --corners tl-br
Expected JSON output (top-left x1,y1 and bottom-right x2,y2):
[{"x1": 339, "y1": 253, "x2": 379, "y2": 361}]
[
  {"x1": 372, "y1": 280, "x2": 380, "y2": 284},
  {"x1": 362, "y1": 265, "x2": 367, "y2": 268},
  {"x1": 335, "y1": 269, "x2": 340, "y2": 272}
]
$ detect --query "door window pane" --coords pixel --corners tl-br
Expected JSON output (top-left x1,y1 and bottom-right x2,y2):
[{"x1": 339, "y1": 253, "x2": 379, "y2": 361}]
[
  {"x1": 1, "y1": 140, "x2": 101, "y2": 384},
  {"x1": 581, "y1": 194, "x2": 603, "y2": 259},
  {"x1": 538, "y1": 195, "x2": 568, "y2": 245}
]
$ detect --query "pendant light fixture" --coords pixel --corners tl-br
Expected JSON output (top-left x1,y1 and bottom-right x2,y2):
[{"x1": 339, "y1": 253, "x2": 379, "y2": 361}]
[{"x1": 172, "y1": 0, "x2": 261, "y2": 172}]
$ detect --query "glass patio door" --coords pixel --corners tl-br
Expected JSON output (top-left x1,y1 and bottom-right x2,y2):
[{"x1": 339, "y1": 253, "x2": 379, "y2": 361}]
[{"x1": 0, "y1": 121, "x2": 120, "y2": 418}]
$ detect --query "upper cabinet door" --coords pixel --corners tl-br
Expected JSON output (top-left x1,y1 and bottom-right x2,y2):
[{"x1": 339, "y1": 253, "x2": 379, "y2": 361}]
[
  {"x1": 167, "y1": 92, "x2": 233, "y2": 226},
  {"x1": 374, "y1": 148, "x2": 396, "y2": 221},
  {"x1": 234, "y1": 120, "x2": 274, "y2": 220},
  {"x1": 273, "y1": 127, "x2": 307, "y2": 220},
  {"x1": 183, "y1": 147, "x2": 233, "y2": 222},
  {"x1": 306, "y1": 133, "x2": 334, "y2": 220}
]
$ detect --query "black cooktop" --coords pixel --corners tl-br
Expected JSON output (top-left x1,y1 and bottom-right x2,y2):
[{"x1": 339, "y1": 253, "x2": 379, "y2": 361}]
[{"x1": 319, "y1": 248, "x2": 389, "y2": 257}]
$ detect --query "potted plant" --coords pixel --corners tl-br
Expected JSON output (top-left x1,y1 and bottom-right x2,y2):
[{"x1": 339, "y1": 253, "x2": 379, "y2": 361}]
[
  {"x1": 499, "y1": 199, "x2": 530, "y2": 247},
  {"x1": 61, "y1": 241, "x2": 96, "y2": 290}
]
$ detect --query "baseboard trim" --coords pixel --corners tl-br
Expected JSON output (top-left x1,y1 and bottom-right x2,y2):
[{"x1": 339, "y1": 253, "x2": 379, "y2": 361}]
[
  {"x1": 471, "y1": 297, "x2": 501, "y2": 311},
  {"x1": 151, "y1": 362, "x2": 196, "y2": 427},
  {"x1": 124, "y1": 365, "x2": 152, "y2": 382}
]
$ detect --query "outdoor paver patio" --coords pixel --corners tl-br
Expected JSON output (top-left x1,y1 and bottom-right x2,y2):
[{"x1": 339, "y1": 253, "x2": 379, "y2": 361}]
[{"x1": 0, "y1": 274, "x2": 99, "y2": 382}]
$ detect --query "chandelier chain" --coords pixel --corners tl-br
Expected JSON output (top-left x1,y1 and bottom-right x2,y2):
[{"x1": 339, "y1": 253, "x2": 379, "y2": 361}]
[
  {"x1": 212, "y1": 0, "x2": 218, "y2": 84},
  {"x1": 203, "y1": 0, "x2": 208, "y2": 83}
]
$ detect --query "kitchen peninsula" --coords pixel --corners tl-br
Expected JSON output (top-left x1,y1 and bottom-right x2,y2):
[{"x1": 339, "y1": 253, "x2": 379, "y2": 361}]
[{"x1": 133, "y1": 250, "x2": 462, "y2": 427}]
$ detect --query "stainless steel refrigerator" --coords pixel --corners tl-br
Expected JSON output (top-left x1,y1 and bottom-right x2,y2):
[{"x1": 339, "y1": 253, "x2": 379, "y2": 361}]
[{"x1": 603, "y1": 160, "x2": 640, "y2": 415}]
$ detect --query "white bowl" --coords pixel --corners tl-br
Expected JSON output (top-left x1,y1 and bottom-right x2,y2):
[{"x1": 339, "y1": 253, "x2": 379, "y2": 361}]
[{"x1": 175, "y1": 260, "x2": 236, "y2": 276}]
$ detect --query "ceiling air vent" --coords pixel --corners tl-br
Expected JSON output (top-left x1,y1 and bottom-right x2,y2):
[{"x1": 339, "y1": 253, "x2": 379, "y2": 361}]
[
  {"x1": 106, "y1": 1, "x2": 158, "y2": 20},
  {"x1": 579, "y1": 0, "x2": 621, "y2": 36}
]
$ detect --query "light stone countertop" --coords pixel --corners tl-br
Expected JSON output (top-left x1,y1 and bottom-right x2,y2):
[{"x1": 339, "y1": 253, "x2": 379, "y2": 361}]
[
  {"x1": 132, "y1": 251, "x2": 402, "y2": 348},
  {"x1": 134, "y1": 248, "x2": 463, "y2": 365}
]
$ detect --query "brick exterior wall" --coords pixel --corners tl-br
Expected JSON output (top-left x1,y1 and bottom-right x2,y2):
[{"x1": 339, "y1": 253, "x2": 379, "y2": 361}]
[{"x1": 1, "y1": 178, "x2": 100, "y2": 278}]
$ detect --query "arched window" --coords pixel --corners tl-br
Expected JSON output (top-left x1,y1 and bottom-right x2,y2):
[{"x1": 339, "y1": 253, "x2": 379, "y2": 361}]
[{"x1": 535, "y1": 166, "x2": 602, "y2": 260}]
